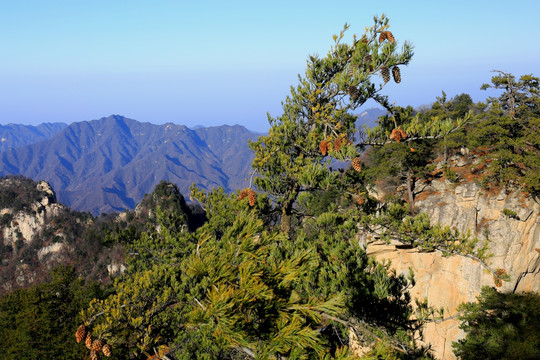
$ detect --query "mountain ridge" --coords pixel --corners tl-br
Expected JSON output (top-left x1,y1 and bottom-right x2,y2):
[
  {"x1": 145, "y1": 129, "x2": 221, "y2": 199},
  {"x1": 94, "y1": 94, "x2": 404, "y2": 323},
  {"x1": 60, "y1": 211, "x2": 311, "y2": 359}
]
[{"x1": 0, "y1": 115, "x2": 259, "y2": 214}]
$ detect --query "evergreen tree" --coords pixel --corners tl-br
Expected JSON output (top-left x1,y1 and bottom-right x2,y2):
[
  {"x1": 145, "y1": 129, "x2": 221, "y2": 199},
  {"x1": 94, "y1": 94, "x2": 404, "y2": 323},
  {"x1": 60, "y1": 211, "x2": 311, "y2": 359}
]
[
  {"x1": 0, "y1": 265, "x2": 106, "y2": 360},
  {"x1": 453, "y1": 287, "x2": 540, "y2": 360},
  {"x1": 249, "y1": 15, "x2": 413, "y2": 234},
  {"x1": 466, "y1": 71, "x2": 540, "y2": 194}
]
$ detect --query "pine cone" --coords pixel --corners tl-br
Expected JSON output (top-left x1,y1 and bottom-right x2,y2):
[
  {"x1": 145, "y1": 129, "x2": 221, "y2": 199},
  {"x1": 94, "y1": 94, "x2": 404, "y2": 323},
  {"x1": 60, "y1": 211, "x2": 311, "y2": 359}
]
[
  {"x1": 493, "y1": 269, "x2": 506, "y2": 287},
  {"x1": 352, "y1": 158, "x2": 362, "y2": 172},
  {"x1": 90, "y1": 350, "x2": 99, "y2": 360},
  {"x1": 378, "y1": 32, "x2": 387, "y2": 42},
  {"x1": 380, "y1": 66, "x2": 390, "y2": 83},
  {"x1": 93, "y1": 339, "x2": 103, "y2": 352},
  {"x1": 356, "y1": 196, "x2": 365, "y2": 205},
  {"x1": 247, "y1": 189, "x2": 256, "y2": 206},
  {"x1": 319, "y1": 140, "x2": 329, "y2": 156},
  {"x1": 385, "y1": 31, "x2": 395, "y2": 43},
  {"x1": 238, "y1": 188, "x2": 249, "y2": 200},
  {"x1": 334, "y1": 137, "x2": 343, "y2": 151},
  {"x1": 398, "y1": 127, "x2": 407, "y2": 139},
  {"x1": 392, "y1": 66, "x2": 401, "y2": 83},
  {"x1": 102, "y1": 344, "x2": 112, "y2": 357},
  {"x1": 85, "y1": 333, "x2": 93, "y2": 350},
  {"x1": 390, "y1": 128, "x2": 402, "y2": 142},
  {"x1": 348, "y1": 85, "x2": 359, "y2": 101},
  {"x1": 363, "y1": 54, "x2": 372, "y2": 63},
  {"x1": 75, "y1": 324, "x2": 86, "y2": 343}
]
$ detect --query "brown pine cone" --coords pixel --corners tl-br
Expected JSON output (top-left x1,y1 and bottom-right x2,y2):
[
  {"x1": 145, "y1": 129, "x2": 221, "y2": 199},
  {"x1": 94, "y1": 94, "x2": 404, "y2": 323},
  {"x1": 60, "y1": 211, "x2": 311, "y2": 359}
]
[
  {"x1": 90, "y1": 350, "x2": 99, "y2": 360},
  {"x1": 392, "y1": 66, "x2": 401, "y2": 83},
  {"x1": 352, "y1": 158, "x2": 362, "y2": 172},
  {"x1": 356, "y1": 196, "x2": 365, "y2": 205},
  {"x1": 247, "y1": 189, "x2": 256, "y2": 206},
  {"x1": 334, "y1": 137, "x2": 343, "y2": 151},
  {"x1": 390, "y1": 128, "x2": 402, "y2": 142},
  {"x1": 378, "y1": 32, "x2": 387, "y2": 42},
  {"x1": 380, "y1": 66, "x2": 390, "y2": 83},
  {"x1": 238, "y1": 188, "x2": 249, "y2": 200},
  {"x1": 92, "y1": 339, "x2": 103, "y2": 352},
  {"x1": 398, "y1": 127, "x2": 407, "y2": 139},
  {"x1": 319, "y1": 140, "x2": 329, "y2": 156},
  {"x1": 348, "y1": 85, "x2": 359, "y2": 101},
  {"x1": 75, "y1": 324, "x2": 86, "y2": 343},
  {"x1": 102, "y1": 344, "x2": 112, "y2": 357},
  {"x1": 385, "y1": 31, "x2": 395, "y2": 42},
  {"x1": 85, "y1": 333, "x2": 93, "y2": 350}
]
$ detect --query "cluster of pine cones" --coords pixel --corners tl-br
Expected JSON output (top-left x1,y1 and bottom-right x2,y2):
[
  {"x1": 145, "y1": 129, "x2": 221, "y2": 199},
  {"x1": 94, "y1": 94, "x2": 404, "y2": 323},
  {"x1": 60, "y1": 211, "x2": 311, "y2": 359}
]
[
  {"x1": 379, "y1": 31, "x2": 395, "y2": 43},
  {"x1": 389, "y1": 127, "x2": 407, "y2": 142},
  {"x1": 319, "y1": 135, "x2": 352, "y2": 156},
  {"x1": 238, "y1": 188, "x2": 256, "y2": 206},
  {"x1": 380, "y1": 66, "x2": 401, "y2": 84},
  {"x1": 76, "y1": 325, "x2": 111, "y2": 358},
  {"x1": 493, "y1": 268, "x2": 507, "y2": 287}
]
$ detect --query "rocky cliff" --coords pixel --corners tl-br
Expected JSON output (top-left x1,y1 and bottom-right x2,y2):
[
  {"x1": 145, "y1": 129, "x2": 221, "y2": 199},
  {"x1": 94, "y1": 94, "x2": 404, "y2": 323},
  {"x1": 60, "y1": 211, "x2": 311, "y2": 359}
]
[
  {"x1": 366, "y1": 175, "x2": 539, "y2": 359},
  {"x1": 0, "y1": 177, "x2": 109, "y2": 293}
]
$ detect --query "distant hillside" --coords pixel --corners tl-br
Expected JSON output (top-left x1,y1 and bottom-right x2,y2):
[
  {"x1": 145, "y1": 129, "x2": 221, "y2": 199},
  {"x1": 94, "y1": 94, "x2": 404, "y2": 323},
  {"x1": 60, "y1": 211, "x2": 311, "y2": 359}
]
[
  {"x1": 0, "y1": 115, "x2": 258, "y2": 214},
  {"x1": 0, "y1": 122, "x2": 67, "y2": 152},
  {"x1": 355, "y1": 107, "x2": 386, "y2": 130}
]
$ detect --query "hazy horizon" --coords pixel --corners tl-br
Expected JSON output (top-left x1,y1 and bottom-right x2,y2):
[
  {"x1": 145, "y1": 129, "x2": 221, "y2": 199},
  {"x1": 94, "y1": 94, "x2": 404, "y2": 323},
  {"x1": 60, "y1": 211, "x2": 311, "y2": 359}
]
[{"x1": 1, "y1": 0, "x2": 539, "y2": 132}]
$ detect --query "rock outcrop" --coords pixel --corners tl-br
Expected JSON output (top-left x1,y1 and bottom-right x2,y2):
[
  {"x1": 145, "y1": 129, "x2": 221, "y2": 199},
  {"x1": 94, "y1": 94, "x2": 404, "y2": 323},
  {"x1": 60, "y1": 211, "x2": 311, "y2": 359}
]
[
  {"x1": 1, "y1": 180, "x2": 64, "y2": 247},
  {"x1": 366, "y1": 179, "x2": 539, "y2": 359}
]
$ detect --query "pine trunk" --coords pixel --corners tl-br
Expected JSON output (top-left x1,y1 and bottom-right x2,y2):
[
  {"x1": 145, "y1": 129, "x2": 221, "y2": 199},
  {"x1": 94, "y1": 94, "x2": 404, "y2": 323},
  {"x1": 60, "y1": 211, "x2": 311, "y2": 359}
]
[{"x1": 406, "y1": 169, "x2": 415, "y2": 209}]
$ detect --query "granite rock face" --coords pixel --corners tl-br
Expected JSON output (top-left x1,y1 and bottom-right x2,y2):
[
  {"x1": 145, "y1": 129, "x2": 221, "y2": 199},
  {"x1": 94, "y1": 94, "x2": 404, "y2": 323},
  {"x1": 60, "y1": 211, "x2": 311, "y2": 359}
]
[
  {"x1": 366, "y1": 180, "x2": 539, "y2": 359},
  {"x1": 1, "y1": 180, "x2": 64, "y2": 247}
]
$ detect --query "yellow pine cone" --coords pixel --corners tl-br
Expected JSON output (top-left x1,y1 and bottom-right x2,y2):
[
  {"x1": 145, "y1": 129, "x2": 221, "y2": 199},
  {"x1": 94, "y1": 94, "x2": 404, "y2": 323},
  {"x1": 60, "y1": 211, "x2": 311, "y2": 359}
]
[
  {"x1": 75, "y1": 324, "x2": 86, "y2": 343},
  {"x1": 93, "y1": 339, "x2": 103, "y2": 352},
  {"x1": 102, "y1": 344, "x2": 112, "y2": 357},
  {"x1": 392, "y1": 66, "x2": 401, "y2": 83},
  {"x1": 247, "y1": 189, "x2": 256, "y2": 206},
  {"x1": 85, "y1": 333, "x2": 93, "y2": 350},
  {"x1": 352, "y1": 158, "x2": 362, "y2": 172}
]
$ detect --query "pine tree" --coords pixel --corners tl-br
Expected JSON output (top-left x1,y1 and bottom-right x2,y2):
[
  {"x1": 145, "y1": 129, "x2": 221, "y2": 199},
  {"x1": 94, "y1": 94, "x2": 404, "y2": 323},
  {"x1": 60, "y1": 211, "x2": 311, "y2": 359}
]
[{"x1": 249, "y1": 15, "x2": 413, "y2": 234}]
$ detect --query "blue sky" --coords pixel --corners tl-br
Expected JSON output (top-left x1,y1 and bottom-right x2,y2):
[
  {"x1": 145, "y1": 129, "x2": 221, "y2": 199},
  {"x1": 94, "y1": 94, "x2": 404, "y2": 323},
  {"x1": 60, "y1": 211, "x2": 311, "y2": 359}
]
[{"x1": 1, "y1": 1, "x2": 539, "y2": 132}]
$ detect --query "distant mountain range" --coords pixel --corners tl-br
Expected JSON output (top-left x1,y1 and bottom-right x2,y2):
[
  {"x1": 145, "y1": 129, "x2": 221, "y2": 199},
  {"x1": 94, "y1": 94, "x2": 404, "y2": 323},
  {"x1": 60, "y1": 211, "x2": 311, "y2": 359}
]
[
  {"x1": 0, "y1": 116, "x2": 259, "y2": 214},
  {"x1": 0, "y1": 109, "x2": 384, "y2": 214},
  {"x1": 0, "y1": 122, "x2": 67, "y2": 152}
]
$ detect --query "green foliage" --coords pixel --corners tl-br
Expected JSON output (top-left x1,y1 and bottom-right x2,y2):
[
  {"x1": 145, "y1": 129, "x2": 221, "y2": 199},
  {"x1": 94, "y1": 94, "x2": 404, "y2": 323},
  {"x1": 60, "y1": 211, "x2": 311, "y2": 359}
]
[
  {"x1": 468, "y1": 71, "x2": 540, "y2": 194},
  {"x1": 249, "y1": 15, "x2": 413, "y2": 232},
  {"x1": 442, "y1": 165, "x2": 459, "y2": 183},
  {"x1": 453, "y1": 287, "x2": 540, "y2": 359},
  {"x1": 359, "y1": 202, "x2": 490, "y2": 264},
  {"x1": 0, "y1": 265, "x2": 107, "y2": 360},
  {"x1": 75, "y1": 21, "x2": 540, "y2": 360},
  {"x1": 502, "y1": 208, "x2": 519, "y2": 219}
]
